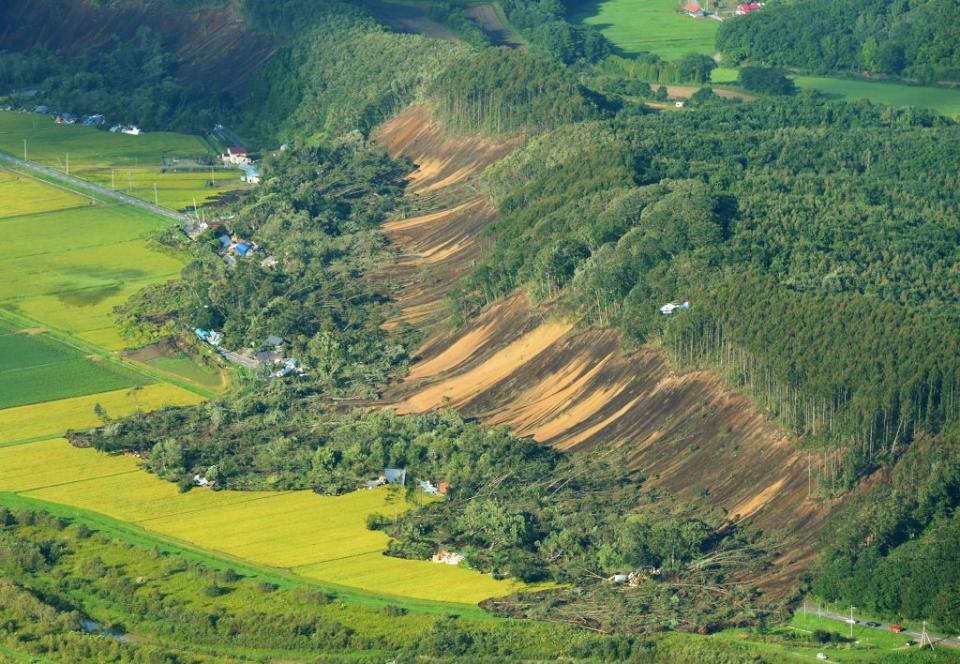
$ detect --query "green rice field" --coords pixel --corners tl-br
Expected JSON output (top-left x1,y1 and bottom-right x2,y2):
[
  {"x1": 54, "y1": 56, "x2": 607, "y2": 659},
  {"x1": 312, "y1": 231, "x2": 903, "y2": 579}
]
[
  {"x1": 573, "y1": 0, "x2": 719, "y2": 60},
  {"x1": 0, "y1": 176, "x2": 184, "y2": 349},
  {"x1": 0, "y1": 318, "x2": 145, "y2": 409},
  {"x1": 794, "y1": 76, "x2": 960, "y2": 119},
  {"x1": 0, "y1": 111, "x2": 250, "y2": 210}
]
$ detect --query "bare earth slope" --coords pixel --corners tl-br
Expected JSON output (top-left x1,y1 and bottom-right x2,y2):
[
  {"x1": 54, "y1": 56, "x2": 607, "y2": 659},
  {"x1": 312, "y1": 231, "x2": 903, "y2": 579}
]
[{"x1": 375, "y1": 105, "x2": 839, "y2": 593}]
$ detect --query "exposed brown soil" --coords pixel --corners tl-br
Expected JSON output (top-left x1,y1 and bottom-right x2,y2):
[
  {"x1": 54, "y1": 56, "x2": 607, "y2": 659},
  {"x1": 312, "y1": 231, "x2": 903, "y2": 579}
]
[
  {"x1": 659, "y1": 84, "x2": 756, "y2": 101},
  {"x1": 374, "y1": 104, "x2": 840, "y2": 595},
  {"x1": 0, "y1": 0, "x2": 273, "y2": 101},
  {"x1": 371, "y1": 105, "x2": 522, "y2": 331}
]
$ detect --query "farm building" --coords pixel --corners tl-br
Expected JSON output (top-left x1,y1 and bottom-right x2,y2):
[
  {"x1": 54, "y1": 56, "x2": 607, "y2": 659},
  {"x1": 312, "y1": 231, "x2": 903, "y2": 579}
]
[
  {"x1": 736, "y1": 2, "x2": 763, "y2": 13},
  {"x1": 384, "y1": 468, "x2": 406, "y2": 486},
  {"x1": 264, "y1": 335, "x2": 284, "y2": 348},
  {"x1": 240, "y1": 164, "x2": 261, "y2": 184},
  {"x1": 659, "y1": 301, "x2": 691, "y2": 315},
  {"x1": 222, "y1": 146, "x2": 252, "y2": 166}
]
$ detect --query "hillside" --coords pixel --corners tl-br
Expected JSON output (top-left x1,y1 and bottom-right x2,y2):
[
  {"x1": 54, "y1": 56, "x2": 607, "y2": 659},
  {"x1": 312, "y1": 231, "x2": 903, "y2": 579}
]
[
  {"x1": 2, "y1": 0, "x2": 960, "y2": 657},
  {"x1": 375, "y1": 105, "x2": 835, "y2": 594}
]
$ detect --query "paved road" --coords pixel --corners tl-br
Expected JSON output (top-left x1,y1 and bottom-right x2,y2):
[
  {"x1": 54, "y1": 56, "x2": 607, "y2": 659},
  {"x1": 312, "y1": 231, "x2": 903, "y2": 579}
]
[
  {"x1": 803, "y1": 602, "x2": 960, "y2": 650},
  {"x1": 0, "y1": 150, "x2": 195, "y2": 228}
]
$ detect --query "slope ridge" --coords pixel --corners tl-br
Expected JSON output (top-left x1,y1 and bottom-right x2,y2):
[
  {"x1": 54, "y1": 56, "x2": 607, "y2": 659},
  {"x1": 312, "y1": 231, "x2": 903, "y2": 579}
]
[{"x1": 375, "y1": 105, "x2": 840, "y2": 593}]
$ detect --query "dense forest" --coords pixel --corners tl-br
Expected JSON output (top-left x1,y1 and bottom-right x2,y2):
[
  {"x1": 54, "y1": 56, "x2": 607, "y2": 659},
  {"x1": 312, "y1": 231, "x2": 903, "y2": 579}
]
[{"x1": 717, "y1": 0, "x2": 960, "y2": 80}]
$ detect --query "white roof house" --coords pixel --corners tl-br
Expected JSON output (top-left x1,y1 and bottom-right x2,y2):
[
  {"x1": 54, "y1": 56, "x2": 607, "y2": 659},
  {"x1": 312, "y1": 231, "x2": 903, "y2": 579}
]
[{"x1": 659, "y1": 301, "x2": 691, "y2": 315}]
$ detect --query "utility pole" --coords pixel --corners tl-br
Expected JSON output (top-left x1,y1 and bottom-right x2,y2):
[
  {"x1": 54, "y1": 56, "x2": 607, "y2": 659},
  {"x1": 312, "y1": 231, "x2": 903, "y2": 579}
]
[
  {"x1": 850, "y1": 606, "x2": 856, "y2": 638},
  {"x1": 808, "y1": 453, "x2": 812, "y2": 498},
  {"x1": 154, "y1": 182, "x2": 159, "y2": 206},
  {"x1": 22, "y1": 138, "x2": 27, "y2": 161},
  {"x1": 919, "y1": 621, "x2": 934, "y2": 649},
  {"x1": 65, "y1": 152, "x2": 69, "y2": 176},
  {"x1": 111, "y1": 168, "x2": 115, "y2": 190}
]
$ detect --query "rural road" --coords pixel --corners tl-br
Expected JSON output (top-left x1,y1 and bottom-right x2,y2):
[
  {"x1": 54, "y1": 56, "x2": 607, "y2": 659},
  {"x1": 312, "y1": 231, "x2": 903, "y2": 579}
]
[
  {"x1": 218, "y1": 348, "x2": 260, "y2": 370},
  {"x1": 0, "y1": 150, "x2": 195, "y2": 228},
  {"x1": 802, "y1": 602, "x2": 960, "y2": 650}
]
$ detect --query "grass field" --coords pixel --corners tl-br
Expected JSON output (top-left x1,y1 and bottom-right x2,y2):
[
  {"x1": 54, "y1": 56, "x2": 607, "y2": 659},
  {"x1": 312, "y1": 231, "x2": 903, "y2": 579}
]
[
  {"x1": 573, "y1": 0, "x2": 719, "y2": 60},
  {"x1": 0, "y1": 319, "x2": 146, "y2": 410},
  {"x1": 0, "y1": 177, "x2": 183, "y2": 349},
  {"x1": 0, "y1": 438, "x2": 528, "y2": 604},
  {"x1": 0, "y1": 111, "x2": 249, "y2": 210},
  {"x1": 794, "y1": 76, "x2": 960, "y2": 119}
]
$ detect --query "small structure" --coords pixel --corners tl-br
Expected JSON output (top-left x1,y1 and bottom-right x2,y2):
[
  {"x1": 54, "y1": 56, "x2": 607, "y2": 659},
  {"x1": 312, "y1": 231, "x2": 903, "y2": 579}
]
[
  {"x1": 194, "y1": 328, "x2": 223, "y2": 346},
  {"x1": 222, "y1": 146, "x2": 252, "y2": 166},
  {"x1": 438, "y1": 481, "x2": 449, "y2": 495},
  {"x1": 193, "y1": 474, "x2": 212, "y2": 487},
  {"x1": 684, "y1": 3, "x2": 704, "y2": 16},
  {"x1": 659, "y1": 301, "x2": 691, "y2": 315},
  {"x1": 121, "y1": 125, "x2": 142, "y2": 136},
  {"x1": 269, "y1": 358, "x2": 305, "y2": 379},
  {"x1": 33, "y1": 105, "x2": 50, "y2": 114},
  {"x1": 240, "y1": 164, "x2": 261, "y2": 184},
  {"x1": 264, "y1": 335, "x2": 284, "y2": 348},
  {"x1": 736, "y1": 1, "x2": 763, "y2": 13},
  {"x1": 418, "y1": 480, "x2": 441, "y2": 496},
  {"x1": 431, "y1": 550, "x2": 466, "y2": 566},
  {"x1": 363, "y1": 476, "x2": 387, "y2": 490},
  {"x1": 255, "y1": 350, "x2": 281, "y2": 364},
  {"x1": 83, "y1": 114, "x2": 106, "y2": 127},
  {"x1": 609, "y1": 574, "x2": 629, "y2": 584},
  {"x1": 235, "y1": 242, "x2": 252, "y2": 257},
  {"x1": 217, "y1": 234, "x2": 232, "y2": 249},
  {"x1": 675, "y1": 100, "x2": 686, "y2": 108},
  {"x1": 384, "y1": 468, "x2": 406, "y2": 486}
]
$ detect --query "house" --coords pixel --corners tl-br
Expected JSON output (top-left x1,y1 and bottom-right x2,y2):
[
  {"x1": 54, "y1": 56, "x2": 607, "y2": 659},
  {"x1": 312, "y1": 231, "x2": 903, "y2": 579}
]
[
  {"x1": 384, "y1": 468, "x2": 406, "y2": 486},
  {"x1": 418, "y1": 480, "x2": 441, "y2": 496},
  {"x1": 255, "y1": 350, "x2": 281, "y2": 364},
  {"x1": 659, "y1": 301, "x2": 691, "y2": 315},
  {"x1": 194, "y1": 328, "x2": 223, "y2": 346},
  {"x1": 684, "y1": 3, "x2": 704, "y2": 16},
  {"x1": 736, "y1": 1, "x2": 762, "y2": 13},
  {"x1": 264, "y1": 335, "x2": 284, "y2": 348},
  {"x1": 121, "y1": 126, "x2": 142, "y2": 136},
  {"x1": 222, "y1": 145, "x2": 252, "y2": 166},
  {"x1": 240, "y1": 164, "x2": 260, "y2": 184},
  {"x1": 431, "y1": 550, "x2": 466, "y2": 566}
]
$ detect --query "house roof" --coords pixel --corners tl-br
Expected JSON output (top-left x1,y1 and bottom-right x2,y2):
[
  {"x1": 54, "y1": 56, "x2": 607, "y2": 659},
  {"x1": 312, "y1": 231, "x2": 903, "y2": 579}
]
[
  {"x1": 684, "y1": 3, "x2": 702, "y2": 10},
  {"x1": 228, "y1": 145, "x2": 249, "y2": 154},
  {"x1": 265, "y1": 335, "x2": 284, "y2": 347}
]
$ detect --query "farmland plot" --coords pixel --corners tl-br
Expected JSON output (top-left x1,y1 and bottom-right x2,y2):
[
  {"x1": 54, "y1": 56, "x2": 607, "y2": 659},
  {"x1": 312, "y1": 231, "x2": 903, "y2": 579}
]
[
  {"x1": 0, "y1": 181, "x2": 183, "y2": 349},
  {"x1": 0, "y1": 438, "x2": 528, "y2": 604},
  {"x1": 0, "y1": 111, "x2": 249, "y2": 210},
  {"x1": 573, "y1": 0, "x2": 719, "y2": 59},
  {"x1": 0, "y1": 320, "x2": 144, "y2": 409}
]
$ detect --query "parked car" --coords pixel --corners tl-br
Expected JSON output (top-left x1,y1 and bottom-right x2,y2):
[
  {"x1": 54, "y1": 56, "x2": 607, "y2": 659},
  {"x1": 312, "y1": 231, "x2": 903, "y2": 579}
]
[
  {"x1": 844, "y1": 618, "x2": 858, "y2": 625},
  {"x1": 905, "y1": 640, "x2": 917, "y2": 646},
  {"x1": 866, "y1": 621, "x2": 880, "y2": 627},
  {"x1": 890, "y1": 624, "x2": 906, "y2": 633}
]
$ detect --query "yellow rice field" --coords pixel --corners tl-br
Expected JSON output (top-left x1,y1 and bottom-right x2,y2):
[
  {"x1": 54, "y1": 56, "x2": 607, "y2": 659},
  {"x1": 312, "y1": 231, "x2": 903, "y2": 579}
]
[
  {"x1": 0, "y1": 439, "x2": 525, "y2": 603},
  {"x1": 0, "y1": 384, "x2": 204, "y2": 446},
  {"x1": 0, "y1": 169, "x2": 89, "y2": 218}
]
